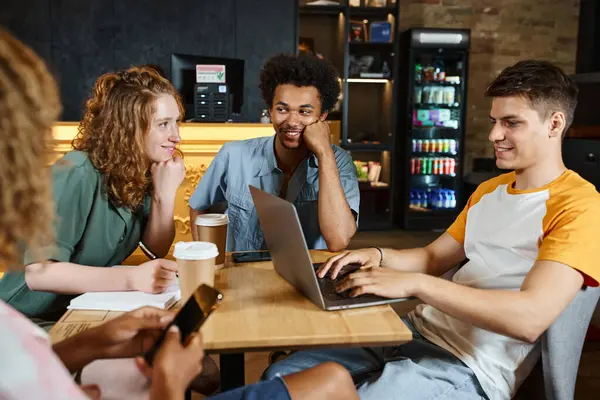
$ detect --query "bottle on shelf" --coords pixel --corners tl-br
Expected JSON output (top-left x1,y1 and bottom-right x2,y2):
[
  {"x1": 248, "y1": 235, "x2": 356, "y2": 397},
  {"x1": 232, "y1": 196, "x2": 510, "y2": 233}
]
[
  {"x1": 410, "y1": 188, "x2": 456, "y2": 211},
  {"x1": 443, "y1": 86, "x2": 456, "y2": 105},
  {"x1": 414, "y1": 86, "x2": 423, "y2": 104},
  {"x1": 260, "y1": 109, "x2": 270, "y2": 123},
  {"x1": 410, "y1": 157, "x2": 456, "y2": 176},
  {"x1": 412, "y1": 139, "x2": 458, "y2": 155},
  {"x1": 415, "y1": 64, "x2": 423, "y2": 83},
  {"x1": 382, "y1": 61, "x2": 391, "y2": 78},
  {"x1": 433, "y1": 58, "x2": 446, "y2": 82},
  {"x1": 423, "y1": 65, "x2": 435, "y2": 82}
]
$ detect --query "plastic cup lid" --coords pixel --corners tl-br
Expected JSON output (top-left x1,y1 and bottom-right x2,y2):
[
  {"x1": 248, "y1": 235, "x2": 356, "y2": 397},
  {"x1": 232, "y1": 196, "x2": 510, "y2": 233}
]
[
  {"x1": 173, "y1": 241, "x2": 219, "y2": 260},
  {"x1": 195, "y1": 213, "x2": 229, "y2": 227}
]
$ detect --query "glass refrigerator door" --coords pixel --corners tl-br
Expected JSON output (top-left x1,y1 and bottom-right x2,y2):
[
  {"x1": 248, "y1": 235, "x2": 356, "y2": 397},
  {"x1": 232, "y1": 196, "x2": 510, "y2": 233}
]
[{"x1": 408, "y1": 51, "x2": 466, "y2": 214}]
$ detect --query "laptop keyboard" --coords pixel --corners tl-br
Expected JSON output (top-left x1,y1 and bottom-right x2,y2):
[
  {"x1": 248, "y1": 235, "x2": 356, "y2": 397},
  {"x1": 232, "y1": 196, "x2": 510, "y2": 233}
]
[{"x1": 313, "y1": 263, "x2": 361, "y2": 301}]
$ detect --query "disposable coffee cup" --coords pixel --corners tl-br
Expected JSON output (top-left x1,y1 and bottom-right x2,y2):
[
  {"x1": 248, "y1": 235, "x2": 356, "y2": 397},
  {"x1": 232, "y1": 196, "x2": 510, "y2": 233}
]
[
  {"x1": 195, "y1": 214, "x2": 229, "y2": 268},
  {"x1": 173, "y1": 241, "x2": 219, "y2": 303}
]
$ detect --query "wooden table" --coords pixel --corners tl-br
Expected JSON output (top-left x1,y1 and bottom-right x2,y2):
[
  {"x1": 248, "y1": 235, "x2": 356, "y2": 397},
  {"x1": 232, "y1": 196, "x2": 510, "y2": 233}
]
[{"x1": 50, "y1": 251, "x2": 412, "y2": 390}]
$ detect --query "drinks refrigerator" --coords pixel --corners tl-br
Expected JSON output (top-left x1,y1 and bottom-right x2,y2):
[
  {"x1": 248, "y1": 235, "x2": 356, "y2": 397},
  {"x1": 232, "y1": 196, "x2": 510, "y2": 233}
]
[{"x1": 394, "y1": 28, "x2": 470, "y2": 230}]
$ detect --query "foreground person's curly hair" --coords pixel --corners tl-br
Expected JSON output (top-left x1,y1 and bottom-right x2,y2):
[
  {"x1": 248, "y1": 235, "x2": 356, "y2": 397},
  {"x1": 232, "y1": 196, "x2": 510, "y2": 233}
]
[
  {"x1": 73, "y1": 66, "x2": 184, "y2": 211},
  {"x1": 0, "y1": 28, "x2": 61, "y2": 266}
]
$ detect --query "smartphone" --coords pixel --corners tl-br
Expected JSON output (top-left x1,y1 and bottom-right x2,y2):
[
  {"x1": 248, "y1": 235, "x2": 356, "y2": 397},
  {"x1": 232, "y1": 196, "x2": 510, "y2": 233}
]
[
  {"x1": 144, "y1": 284, "x2": 223, "y2": 366},
  {"x1": 231, "y1": 251, "x2": 272, "y2": 263}
]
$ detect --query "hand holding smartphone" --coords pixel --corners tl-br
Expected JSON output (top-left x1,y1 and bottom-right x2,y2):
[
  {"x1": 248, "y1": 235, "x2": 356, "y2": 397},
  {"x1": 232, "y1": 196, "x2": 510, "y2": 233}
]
[{"x1": 144, "y1": 284, "x2": 223, "y2": 366}]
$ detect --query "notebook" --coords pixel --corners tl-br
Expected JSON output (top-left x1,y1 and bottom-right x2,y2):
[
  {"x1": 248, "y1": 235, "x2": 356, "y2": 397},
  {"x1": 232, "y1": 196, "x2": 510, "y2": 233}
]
[{"x1": 68, "y1": 269, "x2": 181, "y2": 311}]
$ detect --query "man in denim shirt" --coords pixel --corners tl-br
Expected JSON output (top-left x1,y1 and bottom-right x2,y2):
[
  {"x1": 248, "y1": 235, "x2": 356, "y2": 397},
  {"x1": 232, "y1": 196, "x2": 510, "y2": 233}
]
[{"x1": 189, "y1": 53, "x2": 360, "y2": 252}]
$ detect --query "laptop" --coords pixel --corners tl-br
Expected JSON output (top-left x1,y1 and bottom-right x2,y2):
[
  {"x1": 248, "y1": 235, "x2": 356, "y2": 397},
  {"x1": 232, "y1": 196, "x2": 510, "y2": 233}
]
[{"x1": 249, "y1": 185, "x2": 411, "y2": 311}]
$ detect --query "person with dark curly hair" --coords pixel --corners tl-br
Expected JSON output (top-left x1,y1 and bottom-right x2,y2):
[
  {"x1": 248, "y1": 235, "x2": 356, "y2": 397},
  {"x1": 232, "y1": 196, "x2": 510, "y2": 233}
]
[
  {"x1": 0, "y1": 66, "x2": 186, "y2": 325},
  {"x1": 189, "y1": 53, "x2": 359, "y2": 252}
]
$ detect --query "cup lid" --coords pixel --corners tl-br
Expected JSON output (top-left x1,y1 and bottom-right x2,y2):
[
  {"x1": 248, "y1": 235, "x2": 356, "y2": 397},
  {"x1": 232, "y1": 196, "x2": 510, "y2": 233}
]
[
  {"x1": 173, "y1": 241, "x2": 219, "y2": 260},
  {"x1": 195, "y1": 213, "x2": 229, "y2": 227}
]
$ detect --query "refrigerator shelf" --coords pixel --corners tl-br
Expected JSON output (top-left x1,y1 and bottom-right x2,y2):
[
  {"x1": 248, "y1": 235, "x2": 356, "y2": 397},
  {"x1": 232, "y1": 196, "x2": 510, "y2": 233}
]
[
  {"x1": 349, "y1": 7, "x2": 397, "y2": 16},
  {"x1": 412, "y1": 126, "x2": 460, "y2": 132},
  {"x1": 411, "y1": 174, "x2": 457, "y2": 178},
  {"x1": 414, "y1": 103, "x2": 460, "y2": 109},
  {"x1": 412, "y1": 152, "x2": 458, "y2": 156},
  {"x1": 414, "y1": 81, "x2": 461, "y2": 87},
  {"x1": 344, "y1": 143, "x2": 391, "y2": 151}
]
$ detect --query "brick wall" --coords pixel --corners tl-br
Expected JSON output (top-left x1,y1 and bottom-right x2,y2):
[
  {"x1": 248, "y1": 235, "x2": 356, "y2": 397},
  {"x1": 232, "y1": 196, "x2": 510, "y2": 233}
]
[{"x1": 399, "y1": 0, "x2": 580, "y2": 171}]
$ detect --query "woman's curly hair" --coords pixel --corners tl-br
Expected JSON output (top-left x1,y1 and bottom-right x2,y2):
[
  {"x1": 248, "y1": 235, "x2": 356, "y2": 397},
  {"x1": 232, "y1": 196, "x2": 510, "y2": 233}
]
[
  {"x1": 259, "y1": 53, "x2": 341, "y2": 114},
  {"x1": 73, "y1": 66, "x2": 183, "y2": 211},
  {"x1": 0, "y1": 28, "x2": 61, "y2": 267}
]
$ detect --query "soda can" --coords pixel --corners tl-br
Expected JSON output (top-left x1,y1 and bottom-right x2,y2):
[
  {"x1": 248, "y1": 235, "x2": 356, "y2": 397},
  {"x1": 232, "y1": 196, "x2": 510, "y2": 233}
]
[
  {"x1": 412, "y1": 139, "x2": 417, "y2": 152},
  {"x1": 450, "y1": 158, "x2": 456, "y2": 176},
  {"x1": 417, "y1": 157, "x2": 422, "y2": 174},
  {"x1": 437, "y1": 139, "x2": 444, "y2": 153},
  {"x1": 443, "y1": 139, "x2": 450, "y2": 153},
  {"x1": 426, "y1": 158, "x2": 433, "y2": 175},
  {"x1": 416, "y1": 139, "x2": 423, "y2": 152},
  {"x1": 450, "y1": 139, "x2": 457, "y2": 155},
  {"x1": 423, "y1": 139, "x2": 430, "y2": 153},
  {"x1": 411, "y1": 158, "x2": 416, "y2": 174}
]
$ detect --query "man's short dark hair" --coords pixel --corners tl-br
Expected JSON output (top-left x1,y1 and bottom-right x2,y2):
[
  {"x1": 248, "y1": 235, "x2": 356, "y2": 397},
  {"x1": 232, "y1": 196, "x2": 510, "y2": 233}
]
[
  {"x1": 485, "y1": 60, "x2": 578, "y2": 136},
  {"x1": 259, "y1": 53, "x2": 340, "y2": 114}
]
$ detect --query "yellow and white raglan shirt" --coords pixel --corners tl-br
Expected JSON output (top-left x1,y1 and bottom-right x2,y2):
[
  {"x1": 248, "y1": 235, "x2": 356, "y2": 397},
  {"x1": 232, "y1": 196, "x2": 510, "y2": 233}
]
[{"x1": 409, "y1": 170, "x2": 600, "y2": 400}]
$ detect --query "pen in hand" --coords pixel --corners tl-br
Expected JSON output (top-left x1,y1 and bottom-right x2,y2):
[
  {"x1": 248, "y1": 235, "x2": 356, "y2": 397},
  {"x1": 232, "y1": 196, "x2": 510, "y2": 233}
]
[{"x1": 139, "y1": 241, "x2": 179, "y2": 277}]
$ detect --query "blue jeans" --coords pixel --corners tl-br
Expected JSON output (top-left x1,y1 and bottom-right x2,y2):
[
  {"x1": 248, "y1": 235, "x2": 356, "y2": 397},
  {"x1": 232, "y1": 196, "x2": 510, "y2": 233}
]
[
  {"x1": 263, "y1": 317, "x2": 488, "y2": 400},
  {"x1": 210, "y1": 376, "x2": 290, "y2": 400}
]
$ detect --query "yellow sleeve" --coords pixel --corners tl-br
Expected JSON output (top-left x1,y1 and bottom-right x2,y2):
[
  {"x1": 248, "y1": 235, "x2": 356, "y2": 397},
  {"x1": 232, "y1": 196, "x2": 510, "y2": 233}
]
[
  {"x1": 538, "y1": 202, "x2": 600, "y2": 287},
  {"x1": 447, "y1": 199, "x2": 469, "y2": 244}
]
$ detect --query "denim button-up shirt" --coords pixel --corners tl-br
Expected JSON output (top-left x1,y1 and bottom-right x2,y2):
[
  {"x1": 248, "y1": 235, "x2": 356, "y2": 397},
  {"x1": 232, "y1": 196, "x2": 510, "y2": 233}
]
[{"x1": 189, "y1": 135, "x2": 360, "y2": 251}]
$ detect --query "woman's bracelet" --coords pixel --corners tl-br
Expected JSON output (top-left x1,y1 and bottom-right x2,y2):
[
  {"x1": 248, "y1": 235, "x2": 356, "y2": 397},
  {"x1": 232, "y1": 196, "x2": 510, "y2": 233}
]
[{"x1": 370, "y1": 246, "x2": 384, "y2": 267}]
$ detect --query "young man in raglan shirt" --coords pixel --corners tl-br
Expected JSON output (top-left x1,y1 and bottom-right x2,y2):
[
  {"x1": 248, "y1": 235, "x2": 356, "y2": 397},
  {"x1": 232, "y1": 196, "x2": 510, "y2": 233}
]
[{"x1": 264, "y1": 60, "x2": 600, "y2": 400}]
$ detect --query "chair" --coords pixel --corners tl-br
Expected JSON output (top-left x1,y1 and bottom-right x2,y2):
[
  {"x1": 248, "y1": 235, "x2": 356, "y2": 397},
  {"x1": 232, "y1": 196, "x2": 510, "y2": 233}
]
[{"x1": 516, "y1": 286, "x2": 600, "y2": 400}]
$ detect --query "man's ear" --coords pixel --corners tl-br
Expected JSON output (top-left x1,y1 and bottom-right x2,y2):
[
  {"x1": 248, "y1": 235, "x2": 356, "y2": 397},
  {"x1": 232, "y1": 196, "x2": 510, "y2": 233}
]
[
  {"x1": 319, "y1": 111, "x2": 329, "y2": 122},
  {"x1": 548, "y1": 111, "x2": 566, "y2": 138}
]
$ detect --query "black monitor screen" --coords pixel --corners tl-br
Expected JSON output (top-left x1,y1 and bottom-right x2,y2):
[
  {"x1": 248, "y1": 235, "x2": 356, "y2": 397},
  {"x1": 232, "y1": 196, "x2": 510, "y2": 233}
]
[{"x1": 170, "y1": 53, "x2": 244, "y2": 117}]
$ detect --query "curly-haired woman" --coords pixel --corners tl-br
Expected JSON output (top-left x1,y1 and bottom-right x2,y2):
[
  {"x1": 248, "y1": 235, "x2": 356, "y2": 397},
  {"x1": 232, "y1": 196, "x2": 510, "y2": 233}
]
[{"x1": 0, "y1": 66, "x2": 185, "y2": 324}]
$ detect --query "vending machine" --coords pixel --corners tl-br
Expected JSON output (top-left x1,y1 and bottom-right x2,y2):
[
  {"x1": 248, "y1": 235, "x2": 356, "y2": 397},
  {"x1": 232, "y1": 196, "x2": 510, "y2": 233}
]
[{"x1": 394, "y1": 28, "x2": 470, "y2": 230}]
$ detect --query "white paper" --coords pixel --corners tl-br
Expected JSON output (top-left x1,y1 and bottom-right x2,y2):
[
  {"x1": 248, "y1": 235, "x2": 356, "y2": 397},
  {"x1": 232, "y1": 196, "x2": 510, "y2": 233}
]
[{"x1": 68, "y1": 280, "x2": 180, "y2": 312}]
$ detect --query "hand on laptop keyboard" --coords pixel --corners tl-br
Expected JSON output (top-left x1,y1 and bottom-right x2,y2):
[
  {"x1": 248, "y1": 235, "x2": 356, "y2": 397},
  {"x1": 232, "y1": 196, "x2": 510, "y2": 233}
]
[{"x1": 314, "y1": 263, "x2": 363, "y2": 300}]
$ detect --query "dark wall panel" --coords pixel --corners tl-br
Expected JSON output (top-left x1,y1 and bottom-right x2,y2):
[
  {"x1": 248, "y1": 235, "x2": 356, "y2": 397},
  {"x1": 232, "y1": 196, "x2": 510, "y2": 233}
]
[
  {"x1": 235, "y1": 0, "x2": 297, "y2": 119},
  {"x1": 0, "y1": 0, "x2": 296, "y2": 121},
  {"x1": 50, "y1": 0, "x2": 116, "y2": 119},
  {"x1": 0, "y1": 0, "x2": 52, "y2": 66},
  {"x1": 112, "y1": 0, "x2": 236, "y2": 75}
]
